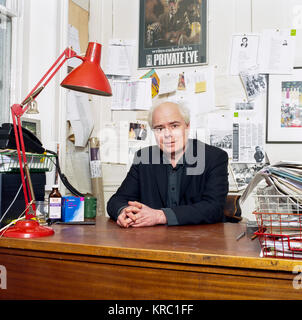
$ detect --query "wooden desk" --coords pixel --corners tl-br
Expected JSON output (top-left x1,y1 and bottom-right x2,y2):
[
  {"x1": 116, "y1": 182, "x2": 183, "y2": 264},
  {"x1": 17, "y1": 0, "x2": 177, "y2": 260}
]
[{"x1": 0, "y1": 217, "x2": 301, "y2": 300}]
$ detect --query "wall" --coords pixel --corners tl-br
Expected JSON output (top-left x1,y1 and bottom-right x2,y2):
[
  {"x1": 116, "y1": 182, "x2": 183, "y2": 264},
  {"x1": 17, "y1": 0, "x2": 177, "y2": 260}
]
[
  {"x1": 19, "y1": 0, "x2": 68, "y2": 191},
  {"x1": 88, "y1": 0, "x2": 302, "y2": 220}
]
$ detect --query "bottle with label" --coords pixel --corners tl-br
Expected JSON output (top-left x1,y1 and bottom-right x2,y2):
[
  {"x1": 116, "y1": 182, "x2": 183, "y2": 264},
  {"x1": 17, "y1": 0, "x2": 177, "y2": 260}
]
[{"x1": 48, "y1": 185, "x2": 62, "y2": 222}]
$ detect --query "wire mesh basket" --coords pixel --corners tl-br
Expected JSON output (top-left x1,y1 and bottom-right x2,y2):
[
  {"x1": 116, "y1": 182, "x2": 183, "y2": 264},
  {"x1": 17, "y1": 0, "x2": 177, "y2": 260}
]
[
  {"x1": 253, "y1": 194, "x2": 302, "y2": 259},
  {"x1": 0, "y1": 150, "x2": 56, "y2": 173}
]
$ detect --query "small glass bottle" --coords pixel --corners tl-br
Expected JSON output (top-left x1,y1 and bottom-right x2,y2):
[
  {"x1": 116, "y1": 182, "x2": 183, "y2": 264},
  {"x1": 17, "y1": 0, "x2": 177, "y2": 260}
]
[{"x1": 48, "y1": 184, "x2": 62, "y2": 222}]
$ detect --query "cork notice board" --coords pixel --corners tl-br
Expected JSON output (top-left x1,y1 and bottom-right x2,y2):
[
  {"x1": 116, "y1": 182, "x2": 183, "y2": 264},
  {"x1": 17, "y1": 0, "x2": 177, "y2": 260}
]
[{"x1": 69, "y1": 0, "x2": 89, "y2": 53}]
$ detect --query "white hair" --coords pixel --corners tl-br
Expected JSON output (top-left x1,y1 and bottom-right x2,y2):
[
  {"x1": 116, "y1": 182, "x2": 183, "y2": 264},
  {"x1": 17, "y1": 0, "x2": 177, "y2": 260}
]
[{"x1": 148, "y1": 101, "x2": 190, "y2": 128}]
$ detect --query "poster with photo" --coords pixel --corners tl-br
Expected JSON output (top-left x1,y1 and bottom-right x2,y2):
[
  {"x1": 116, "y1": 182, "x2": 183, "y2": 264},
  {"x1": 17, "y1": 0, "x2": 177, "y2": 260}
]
[{"x1": 138, "y1": 0, "x2": 207, "y2": 68}]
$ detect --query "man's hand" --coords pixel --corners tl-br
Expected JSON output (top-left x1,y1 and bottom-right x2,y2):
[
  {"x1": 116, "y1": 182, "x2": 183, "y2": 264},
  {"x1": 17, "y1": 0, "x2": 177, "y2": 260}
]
[
  {"x1": 125, "y1": 201, "x2": 167, "y2": 227},
  {"x1": 116, "y1": 204, "x2": 143, "y2": 228},
  {"x1": 116, "y1": 201, "x2": 167, "y2": 228}
]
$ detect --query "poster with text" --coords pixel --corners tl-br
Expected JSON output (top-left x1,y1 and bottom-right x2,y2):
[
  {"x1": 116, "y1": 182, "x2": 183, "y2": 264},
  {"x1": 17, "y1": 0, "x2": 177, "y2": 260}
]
[{"x1": 139, "y1": 0, "x2": 207, "y2": 68}]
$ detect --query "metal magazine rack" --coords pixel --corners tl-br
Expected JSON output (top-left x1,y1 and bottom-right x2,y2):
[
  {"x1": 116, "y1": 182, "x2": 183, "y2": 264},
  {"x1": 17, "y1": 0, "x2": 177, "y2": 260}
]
[{"x1": 253, "y1": 193, "x2": 302, "y2": 259}]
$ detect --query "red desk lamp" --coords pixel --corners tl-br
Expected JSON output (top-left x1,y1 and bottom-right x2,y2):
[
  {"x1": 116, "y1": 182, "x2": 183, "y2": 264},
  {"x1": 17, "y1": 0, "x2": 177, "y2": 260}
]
[{"x1": 1, "y1": 42, "x2": 111, "y2": 238}]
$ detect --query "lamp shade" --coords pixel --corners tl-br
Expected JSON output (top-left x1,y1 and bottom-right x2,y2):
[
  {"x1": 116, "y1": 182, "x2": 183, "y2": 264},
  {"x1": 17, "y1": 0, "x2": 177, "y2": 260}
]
[{"x1": 61, "y1": 42, "x2": 112, "y2": 96}]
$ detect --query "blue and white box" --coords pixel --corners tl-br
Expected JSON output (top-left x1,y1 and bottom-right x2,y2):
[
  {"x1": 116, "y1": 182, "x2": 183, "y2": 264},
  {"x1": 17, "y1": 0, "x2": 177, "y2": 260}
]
[{"x1": 62, "y1": 196, "x2": 84, "y2": 222}]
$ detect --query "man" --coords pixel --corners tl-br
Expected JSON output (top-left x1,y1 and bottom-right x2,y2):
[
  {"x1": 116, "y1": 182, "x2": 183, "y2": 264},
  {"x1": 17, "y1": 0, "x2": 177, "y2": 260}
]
[
  {"x1": 107, "y1": 101, "x2": 229, "y2": 227},
  {"x1": 254, "y1": 146, "x2": 264, "y2": 163},
  {"x1": 135, "y1": 123, "x2": 147, "y2": 140},
  {"x1": 240, "y1": 37, "x2": 248, "y2": 47},
  {"x1": 158, "y1": 0, "x2": 191, "y2": 46}
]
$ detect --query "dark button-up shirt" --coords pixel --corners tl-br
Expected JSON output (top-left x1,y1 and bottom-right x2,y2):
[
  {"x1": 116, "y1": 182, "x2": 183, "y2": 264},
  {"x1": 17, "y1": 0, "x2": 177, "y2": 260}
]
[{"x1": 162, "y1": 162, "x2": 185, "y2": 225}]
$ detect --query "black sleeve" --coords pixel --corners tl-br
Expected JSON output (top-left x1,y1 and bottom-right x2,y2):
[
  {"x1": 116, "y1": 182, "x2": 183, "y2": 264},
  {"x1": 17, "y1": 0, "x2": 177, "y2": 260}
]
[{"x1": 106, "y1": 164, "x2": 141, "y2": 221}]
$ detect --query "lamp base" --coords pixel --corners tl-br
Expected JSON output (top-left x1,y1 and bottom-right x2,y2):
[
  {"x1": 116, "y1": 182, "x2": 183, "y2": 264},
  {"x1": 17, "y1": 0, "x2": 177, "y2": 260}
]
[{"x1": 1, "y1": 220, "x2": 54, "y2": 238}]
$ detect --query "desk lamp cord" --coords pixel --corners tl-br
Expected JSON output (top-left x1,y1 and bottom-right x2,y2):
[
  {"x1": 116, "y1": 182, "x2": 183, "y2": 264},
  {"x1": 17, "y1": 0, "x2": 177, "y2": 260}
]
[{"x1": 46, "y1": 149, "x2": 84, "y2": 197}]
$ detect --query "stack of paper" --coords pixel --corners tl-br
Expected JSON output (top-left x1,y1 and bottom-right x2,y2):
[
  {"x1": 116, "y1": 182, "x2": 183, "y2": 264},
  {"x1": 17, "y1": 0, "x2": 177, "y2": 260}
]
[
  {"x1": 260, "y1": 236, "x2": 302, "y2": 259},
  {"x1": 241, "y1": 161, "x2": 302, "y2": 205}
]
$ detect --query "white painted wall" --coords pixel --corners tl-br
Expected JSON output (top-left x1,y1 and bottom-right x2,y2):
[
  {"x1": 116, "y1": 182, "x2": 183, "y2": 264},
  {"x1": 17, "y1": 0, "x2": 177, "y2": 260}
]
[{"x1": 19, "y1": 0, "x2": 68, "y2": 190}]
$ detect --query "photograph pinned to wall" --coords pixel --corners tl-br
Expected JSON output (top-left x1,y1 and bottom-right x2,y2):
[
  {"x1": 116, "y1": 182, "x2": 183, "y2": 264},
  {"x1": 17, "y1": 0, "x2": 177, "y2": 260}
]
[
  {"x1": 207, "y1": 112, "x2": 233, "y2": 157},
  {"x1": 138, "y1": 0, "x2": 207, "y2": 68},
  {"x1": 128, "y1": 121, "x2": 149, "y2": 141},
  {"x1": 229, "y1": 162, "x2": 267, "y2": 191},
  {"x1": 210, "y1": 129, "x2": 232, "y2": 157},
  {"x1": 177, "y1": 72, "x2": 186, "y2": 90},
  {"x1": 239, "y1": 67, "x2": 266, "y2": 101},
  {"x1": 234, "y1": 101, "x2": 254, "y2": 111},
  {"x1": 267, "y1": 67, "x2": 302, "y2": 143},
  {"x1": 128, "y1": 121, "x2": 152, "y2": 168}
]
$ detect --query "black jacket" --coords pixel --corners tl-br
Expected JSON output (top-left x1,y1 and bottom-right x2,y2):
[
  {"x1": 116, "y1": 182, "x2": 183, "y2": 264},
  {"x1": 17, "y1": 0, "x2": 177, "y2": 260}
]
[{"x1": 107, "y1": 139, "x2": 229, "y2": 225}]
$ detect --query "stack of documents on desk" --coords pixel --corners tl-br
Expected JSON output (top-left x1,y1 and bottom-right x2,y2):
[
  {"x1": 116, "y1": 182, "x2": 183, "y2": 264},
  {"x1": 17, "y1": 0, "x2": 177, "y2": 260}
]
[
  {"x1": 260, "y1": 236, "x2": 302, "y2": 259},
  {"x1": 240, "y1": 161, "x2": 302, "y2": 205},
  {"x1": 267, "y1": 162, "x2": 302, "y2": 196}
]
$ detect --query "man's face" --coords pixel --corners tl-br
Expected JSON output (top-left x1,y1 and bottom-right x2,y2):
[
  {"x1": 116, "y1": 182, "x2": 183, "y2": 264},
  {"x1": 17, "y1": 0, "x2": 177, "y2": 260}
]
[
  {"x1": 168, "y1": 1, "x2": 177, "y2": 15},
  {"x1": 152, "y1": 102, "x2": 190, "y2": 156}
]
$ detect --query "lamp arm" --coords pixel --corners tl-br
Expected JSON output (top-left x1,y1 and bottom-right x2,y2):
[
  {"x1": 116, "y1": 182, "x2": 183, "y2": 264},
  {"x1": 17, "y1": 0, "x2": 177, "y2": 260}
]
[
  {"x1": 21, "y1": 47, "x2": 79, "y2": 114},
  {"x1": 11, "y1": 47, "x2": 81, "y2": 219}
]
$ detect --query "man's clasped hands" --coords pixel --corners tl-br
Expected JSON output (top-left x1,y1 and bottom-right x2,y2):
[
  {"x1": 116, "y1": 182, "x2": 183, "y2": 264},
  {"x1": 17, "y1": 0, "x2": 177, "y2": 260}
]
[{"x1": 117, "y1": 201, "x2": 167, "y2": 228}]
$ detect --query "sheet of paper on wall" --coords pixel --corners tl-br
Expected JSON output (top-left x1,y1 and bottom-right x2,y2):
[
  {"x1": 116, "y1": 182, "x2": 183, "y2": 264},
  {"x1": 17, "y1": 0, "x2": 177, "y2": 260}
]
[
  {"x1": 258, "y1": 29, "x2": 296, "y2": 74},
  {"x1": 158, "y1": 73, "x2": 178, "y2": 95},
  {"x1": 110, "y1": 80, "x2": 131, "y2": 110},
  {"x1": 131, "y1": 78, "x2": 152, "y2": 110},
  {"x1": 183, "y1": 66, "x2": 215, "y2": 114},
  {"x1": 66, "y1": 91, "x2": 94, "y2": 147},
  {"x1": 233, "y1": 99, "x2": 264, "y2": 123},
  {"x1": 68, "y1": 25, "x2": 81, "y2": 69},
  {"x1": 100, "y1": 121, "x2": 128, "y2": 164},
  {"x1": 105, "y1": 39, "x2": 136, "y2": 77},
  {"x1": 110, "y1": 78, "x2": 152, "y2": 110},
  {"x1": 207, "y1": 112, "x2": 233, "y2": 157},
  {"x1": 215, "y1": 74, "x2": 246, "y2": 107},
  {"x1": 232, "y1": 121, "x2": 265, "y2": 163},
  {"x1": 228, "y1": 33, "x2": 261, "y2": 76}
]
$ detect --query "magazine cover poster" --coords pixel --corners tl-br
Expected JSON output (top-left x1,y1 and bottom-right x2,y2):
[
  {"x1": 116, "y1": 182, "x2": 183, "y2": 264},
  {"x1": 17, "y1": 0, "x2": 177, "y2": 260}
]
[{"x1": 139, "y1": 0, "x2": 207, "y2": 68}]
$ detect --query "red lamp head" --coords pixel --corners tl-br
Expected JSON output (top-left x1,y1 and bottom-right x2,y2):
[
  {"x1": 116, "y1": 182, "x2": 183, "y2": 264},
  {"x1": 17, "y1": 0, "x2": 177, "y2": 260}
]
[{"x1": 61, "y1": 42, "x2": 112, "y2": 96}]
